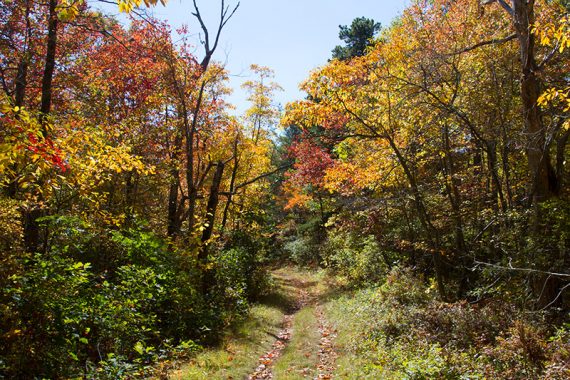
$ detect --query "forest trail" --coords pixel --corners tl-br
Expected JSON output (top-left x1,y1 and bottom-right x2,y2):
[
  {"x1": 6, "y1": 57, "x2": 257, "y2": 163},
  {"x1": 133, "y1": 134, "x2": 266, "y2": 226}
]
[{"x1": 172, "y1": 268, "x2": 338, "y2": 380}]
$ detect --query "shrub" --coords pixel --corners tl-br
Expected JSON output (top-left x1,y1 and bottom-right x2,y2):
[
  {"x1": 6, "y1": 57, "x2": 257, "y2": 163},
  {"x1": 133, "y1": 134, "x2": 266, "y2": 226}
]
[
  {"x1": 0, "y1": 218, "x2": 210, "y2": 378},
  {"x1": 321, "y1": 229, "x2": 394, "y2": 286},
  {"x1": 283, "y1": 236, "x2": 319, "y2": 266}
]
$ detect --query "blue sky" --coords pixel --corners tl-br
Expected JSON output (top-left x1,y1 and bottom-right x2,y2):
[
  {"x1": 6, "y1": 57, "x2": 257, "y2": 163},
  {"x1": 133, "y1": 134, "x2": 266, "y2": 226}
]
[{"x1": 97, "y1": 0, "x2": 409, "y2": 115}]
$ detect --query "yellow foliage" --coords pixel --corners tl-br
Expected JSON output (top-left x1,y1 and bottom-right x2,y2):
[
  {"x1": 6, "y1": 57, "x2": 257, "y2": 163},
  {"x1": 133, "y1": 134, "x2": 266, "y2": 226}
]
[
  {"x1": 117, "y1": 0, "x2": 167, "y2": 13},
  {"x1": 533, "y1": 15, "x2": 570, "y2": 53},
  {"x1": 534, "y1": 15, "x2": 570, "y2": 112}
]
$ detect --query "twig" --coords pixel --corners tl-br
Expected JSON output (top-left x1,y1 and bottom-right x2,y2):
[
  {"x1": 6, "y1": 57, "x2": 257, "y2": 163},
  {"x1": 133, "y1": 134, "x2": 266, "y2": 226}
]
[{"x1": 473, "y1": 259, "x2": 570, "y2": 278}]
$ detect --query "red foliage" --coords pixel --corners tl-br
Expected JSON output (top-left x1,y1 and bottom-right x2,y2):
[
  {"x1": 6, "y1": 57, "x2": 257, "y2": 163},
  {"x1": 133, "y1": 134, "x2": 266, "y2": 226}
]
[{"x1": 288, "y1": 139, "x2": 334, "y2": 188}]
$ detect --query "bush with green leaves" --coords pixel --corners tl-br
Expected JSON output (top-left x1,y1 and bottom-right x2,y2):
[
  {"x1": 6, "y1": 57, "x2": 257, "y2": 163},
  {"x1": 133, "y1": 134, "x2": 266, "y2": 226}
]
[
  {"x1": 321, "y1": 229, "x2": 393, "y2": 285},
  {"x1": 326, "y1": 266, "x2": 567, "y2": 379},
  {"x1": 1, "y1": 252, "x2": 93, "y2": 377},
  {"x1": 0, "y1": 217, "x2": 214, "y2": 378},
  {"x1": 283, "y1": 235, "x2": 319, "y2": 266}
]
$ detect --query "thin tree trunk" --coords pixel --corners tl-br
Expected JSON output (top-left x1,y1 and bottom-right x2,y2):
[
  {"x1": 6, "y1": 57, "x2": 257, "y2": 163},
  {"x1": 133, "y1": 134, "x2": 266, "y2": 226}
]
[
  {"x1": 221, "y1": 135, "x2": 240, "y2": 233},
  {"x1": 486, "y1": 141, "x2": 507, "y2": 212},
  {"x1": 501, "y1": 126, "x2": 514, "y2": 208},
  {"x1": 199, "y1": 161, "x2": 225, "y2": 293},
  {"x1": 6, "y1": 1, "x2": 32, "y2": 198},
  {"x1": 167, "y1": 130, "x2": 184, "y2": 240},
  {"x1": 200, "y1": 161, "x2": 225, "y2": 250},
  {"x1": 384, "y1": 133, "x2": 447, "y2": 300},
  {"x1": 24, "y1": 0, "x2": 58, "y2": 253},
  {"x1": 40, "y1": 0, "x2": 58, "y2": 127},
  {"x1": 186, "y1": 81, "x2": 207, "y2": 238}
]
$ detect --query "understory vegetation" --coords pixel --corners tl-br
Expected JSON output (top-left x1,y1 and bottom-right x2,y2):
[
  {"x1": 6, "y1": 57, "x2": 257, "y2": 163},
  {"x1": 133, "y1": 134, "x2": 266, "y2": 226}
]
[
  {"x1": 1, "y1": 0, "x2": 569, "y2": 378},
  {"x1": 325, "y1": 268, "x2": 570, "y2": 379}
]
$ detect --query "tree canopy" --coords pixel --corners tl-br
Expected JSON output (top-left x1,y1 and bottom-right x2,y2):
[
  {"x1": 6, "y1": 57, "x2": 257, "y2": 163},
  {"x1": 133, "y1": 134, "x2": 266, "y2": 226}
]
[{"x1": 331, "y1": 16, "x2": 381, "y2": 60}]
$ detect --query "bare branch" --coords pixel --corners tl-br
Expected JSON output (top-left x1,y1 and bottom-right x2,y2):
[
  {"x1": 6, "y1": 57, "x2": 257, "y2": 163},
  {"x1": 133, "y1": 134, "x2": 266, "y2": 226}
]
[
  {"x1": 234, "y1": 164, "x2": 292, "y2": 191},
  {"x1": 192, "y1": 0, "x2": 240, "y2": 70},
  {"x1": 473, "y1": 259, "x2": 570, "y2": 278},
  {"x1": 538, "y1": 282, "x2": 570, "y2": 311},
  {"x1": 448, "y1": 34, "x2": 516, "y2": 55},
  {"x1": 538, "y1": 42, "x2": 562, "y2": 70},
  {"x1": 192, "y1": 0, "x2": 209, "y2": 50},
  {"x1": 482, "y1": 0, "x2": 514, "y2": 16}
]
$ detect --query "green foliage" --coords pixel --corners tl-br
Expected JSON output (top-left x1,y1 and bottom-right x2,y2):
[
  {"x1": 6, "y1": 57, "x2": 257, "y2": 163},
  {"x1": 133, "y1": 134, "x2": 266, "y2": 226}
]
[
  {"x1": 213, "y1": 247, "x2": 252, "y2": 321},
  {"x1": 283, "y1": 236, "x2": 318, "y2": 266},
  {"x1": 0, "y1": 218, "x2": 223, "y2": 378},
  {"x1": 331, "y1": 17, "x2": 381, "y2": 60},
  {"x1": 282, "y1": 215, "x2": 326, "y2": 266},
  {"x1": 221, "y1": 230, "x2": 273, "y2": 301},
  {"x1": 325, "y1": 267, "x2": 567, "y2": 379},
  {"x1": 1, "y1": 252, "x2": 93, "y2": 377},
  {"x1": 322, "y1": 230, "x2": 392, "y2": 285}
]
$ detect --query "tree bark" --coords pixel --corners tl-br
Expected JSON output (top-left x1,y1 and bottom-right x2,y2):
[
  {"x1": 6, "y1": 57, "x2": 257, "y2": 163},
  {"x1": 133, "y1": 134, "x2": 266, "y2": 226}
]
[
  {"x1": 24, "y1": 0, "x2": 58, "y2": 253},
  {"x1": 199, "y1": 161, "x2": 225, "y2": 293},
  {"x1": 14, "y1": 0, "x2": 32, "y2": 108},
  {"x1": 511, "y1": 0, "x2": 556, "y2": 203},
  {"x1": 167, "y1": 128, "x2": 184, "y2": 240},
  {"x1": 200, "y1": 161, "x2": 225, "y2": 251},
  {"x1": 221, "y1": 135, "x2": 240, "y2": 233},
  {"x1": 40, "y1": 0, "x2": 58, "y2": 126}
]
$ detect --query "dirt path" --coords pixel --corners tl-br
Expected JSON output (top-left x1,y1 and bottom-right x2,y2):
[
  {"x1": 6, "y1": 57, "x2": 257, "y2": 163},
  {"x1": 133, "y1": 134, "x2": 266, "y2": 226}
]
[
  {"x1": 247, "y1": 314, "x2": 293, "y2": 379},
  {"x1": 248, "y1": 270, "x2": 336, "y2": 380},
  {"x1": 171, "y1": 268, "x2": 337, "y2": 380},
  {"x1": 315, "y1": 305, "x2": 337, "y2": 380}
]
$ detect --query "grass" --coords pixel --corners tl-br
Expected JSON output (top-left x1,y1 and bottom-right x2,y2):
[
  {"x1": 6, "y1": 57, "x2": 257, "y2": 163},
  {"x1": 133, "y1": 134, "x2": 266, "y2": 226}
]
[
  {"x1": 322, "y1": 288, "x2": 386, "y2": 379},
  {"x1": 170, "y1": 302, "x2": 285, "y2": 379},
  {"x1": 170, "y1": 266, "x2": 309, "y2": 380},
  {"x1": 173, "y1": 266, "x2": 570, "y2": 379},
  {"x1": 273, "y1": 306, "x2": 320, "y2": 379}
]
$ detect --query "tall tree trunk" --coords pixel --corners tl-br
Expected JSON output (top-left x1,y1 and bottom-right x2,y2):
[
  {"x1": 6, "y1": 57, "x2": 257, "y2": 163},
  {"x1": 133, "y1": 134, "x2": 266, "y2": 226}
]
[
  {"x1": 199, "y1": 161, "x2": 225, "y2": 294},
  {"x1": 167, "y1": 127, "x2": 184, "y2": 240},
  {"x1": 442, "y1": 125, "x2": 475, "y2": 297},
  {"x1": 6, "y1": 1, "x2": 32, "y2": 198},
  {"x1": 24, "y1": 0, "x2": 58, "y2": 253},
  {"x1": 384, "y1": 133, "x2": 447, "y2": 300},
  {"x1": 200, "y1": 161, "x2": 225, "y2": 250},
  {"x1": 15, "y1": 0, "x2": 32, "y2": 108},
  {"x1": 508, "y1": 0, "x2": 561, "y2": 309},
  {"x1": 486, "y1": 141, "x2": 507, "y2": 213},
  {"x1": 511, "y1": 0, "x2": 556, "y2": 203},
  {"x1": 15, "y1": 58, "x2": 29, "y2": 109},
  {"x1": 40, "y1": 0, "x2": 58, "y2": 127},
  {"x1": 501, "y1": 125, "x2": 514, "y2": 208},
  {"x1": 221, "y1": 135, "x2": 240, "y2": 233},
  {"x1": 185, "y1": 82, "x2": 207, "y2": 238}
]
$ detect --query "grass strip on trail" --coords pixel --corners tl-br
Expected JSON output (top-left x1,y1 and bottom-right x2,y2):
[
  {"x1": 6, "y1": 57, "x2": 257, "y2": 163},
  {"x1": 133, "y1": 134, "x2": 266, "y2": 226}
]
[
  {"x1": 171, "y1": 267, "x2": 323, "y2": 380},
  {"x1": 170, "y1": 302, "x2": 286, "y2": 380},
  {"x1": 272, "y1": 306, "x2": 320, "y2": 379}
]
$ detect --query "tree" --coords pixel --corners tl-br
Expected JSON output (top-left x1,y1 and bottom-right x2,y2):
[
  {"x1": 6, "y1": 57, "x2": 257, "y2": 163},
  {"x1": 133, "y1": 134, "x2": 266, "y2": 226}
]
[
  {"x1": 284, "y1": 0, "x2": 569, "y2": 304},
  {"x1": 331, "y1": 17, "x2": 381, "y2": 60},
  {"x1": 483, "y1": 0, "x2": 568, "y2": 203}
]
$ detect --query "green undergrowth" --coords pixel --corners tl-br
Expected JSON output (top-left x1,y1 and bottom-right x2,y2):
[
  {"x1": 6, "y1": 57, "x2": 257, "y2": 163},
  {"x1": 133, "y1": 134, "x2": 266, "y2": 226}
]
[
  {"x1": 324, "y1": 267, "x2": 570, "y2": 379},
  {"x1": 172, "y1": 303, "x2": 285, "y2": 379},
  {"x1": 172, "y1": 267, "x2": 321, "y2": 379}
]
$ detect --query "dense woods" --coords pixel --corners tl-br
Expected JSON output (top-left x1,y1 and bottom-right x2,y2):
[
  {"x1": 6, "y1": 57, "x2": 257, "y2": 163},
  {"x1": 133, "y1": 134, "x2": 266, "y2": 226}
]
[{"x1": 0, "y1": 0, "x2": 569, "y2": 378}]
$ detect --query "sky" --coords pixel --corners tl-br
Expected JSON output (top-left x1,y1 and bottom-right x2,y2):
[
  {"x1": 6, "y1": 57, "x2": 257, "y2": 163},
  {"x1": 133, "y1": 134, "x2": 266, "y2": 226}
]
[{"x1": 96, "y1": 0, "x2": 409, "y2": 115}]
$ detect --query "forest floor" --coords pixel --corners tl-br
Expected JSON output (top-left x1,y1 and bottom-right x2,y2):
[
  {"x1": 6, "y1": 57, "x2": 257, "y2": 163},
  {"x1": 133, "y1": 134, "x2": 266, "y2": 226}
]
[
  {"x1": 170, "y1": 267, "x2": 341, "y2": 380},
  {"x1": 169, "y1": 266, "x2": 568, "y2": 379}
]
